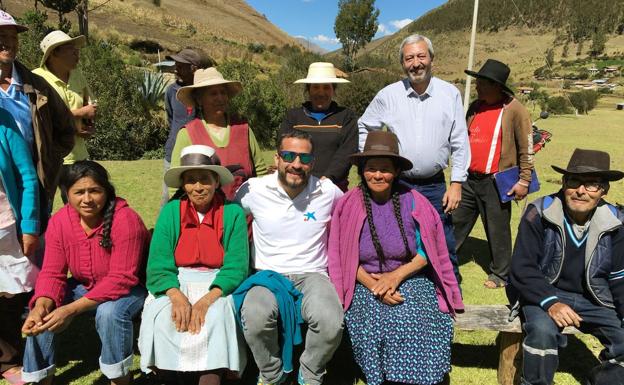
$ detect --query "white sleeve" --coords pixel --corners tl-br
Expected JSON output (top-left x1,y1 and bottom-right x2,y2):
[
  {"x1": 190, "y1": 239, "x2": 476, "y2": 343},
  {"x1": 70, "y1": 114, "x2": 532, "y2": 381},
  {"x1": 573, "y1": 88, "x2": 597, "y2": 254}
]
[{"x1": 234, "y1": 181, "x2": 252, "y2": 215}]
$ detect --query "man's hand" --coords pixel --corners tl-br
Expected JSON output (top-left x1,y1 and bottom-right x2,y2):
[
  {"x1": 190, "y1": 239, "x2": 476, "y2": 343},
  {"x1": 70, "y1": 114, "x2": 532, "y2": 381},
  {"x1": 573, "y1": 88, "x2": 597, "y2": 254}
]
[
  {"x1": 547, "y1": 302, "x2": 583, "y2": 328},
  {"x1": 21, "y1": 233, "x2": 38, "y2": 257},
  {"x1": 167, "y1": 288, "x2": 191, "y2": 332},
  {"x1": 442, "y1": 182, "x2": 462, "y2": 213},
  {"x1": 507, "y1": 182, "x2": 529, "y2": 201}
]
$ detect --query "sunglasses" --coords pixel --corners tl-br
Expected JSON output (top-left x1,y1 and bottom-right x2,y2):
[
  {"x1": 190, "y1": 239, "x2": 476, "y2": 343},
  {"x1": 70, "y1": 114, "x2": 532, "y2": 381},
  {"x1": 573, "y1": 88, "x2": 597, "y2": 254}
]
[
  {"x1": 278, "y1": 151, "x2": 315, "y2": 165},
  {"x1": 564, "y1": 177, "x2": 604, "y2": 193}
]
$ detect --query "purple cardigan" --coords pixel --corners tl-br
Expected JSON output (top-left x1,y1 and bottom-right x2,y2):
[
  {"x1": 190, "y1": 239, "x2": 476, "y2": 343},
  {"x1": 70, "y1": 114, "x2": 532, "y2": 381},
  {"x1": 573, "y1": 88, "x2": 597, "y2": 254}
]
[{"x1": 327, "y1": 188, "x2": 464, "y2": 315}]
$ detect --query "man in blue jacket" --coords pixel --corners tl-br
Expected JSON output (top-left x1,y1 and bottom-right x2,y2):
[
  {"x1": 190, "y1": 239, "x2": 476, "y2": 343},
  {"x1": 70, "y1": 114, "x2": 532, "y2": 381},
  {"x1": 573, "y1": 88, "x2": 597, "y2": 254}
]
[{"x1": 510, "y1": 148, "x2": 624, "y2": 385}]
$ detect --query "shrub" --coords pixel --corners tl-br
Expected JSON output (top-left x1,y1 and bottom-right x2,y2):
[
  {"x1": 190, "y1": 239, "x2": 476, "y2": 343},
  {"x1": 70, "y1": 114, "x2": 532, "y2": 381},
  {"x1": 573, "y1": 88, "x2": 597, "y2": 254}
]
[
  {"x1": 139, "y1": 71, "x2": 167, "y2": 110},
  {"x1": 545, "y1": 96, "x2": 573, "y2": 115},
  {"x1": 80, "y1": 41, "x2": 167, "y2": 160},
  {"x1": 219, "y1": 60, "x2": 287, "y2": 148},
  {"x1": 335, "y1": 70, "x2": 400, "y2": 116},
  {"x1": 16, "y1": 9, "x2": 53, "y2": 69},
  {"x1": 568, "y1": 90, "x2": 600, "y2": 114}
]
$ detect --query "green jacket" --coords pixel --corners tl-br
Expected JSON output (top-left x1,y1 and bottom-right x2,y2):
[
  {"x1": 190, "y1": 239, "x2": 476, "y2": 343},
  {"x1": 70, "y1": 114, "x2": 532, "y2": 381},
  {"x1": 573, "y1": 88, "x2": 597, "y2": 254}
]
[{"x1": 146, "y1": 198, "x2": 249, "y2": 297}]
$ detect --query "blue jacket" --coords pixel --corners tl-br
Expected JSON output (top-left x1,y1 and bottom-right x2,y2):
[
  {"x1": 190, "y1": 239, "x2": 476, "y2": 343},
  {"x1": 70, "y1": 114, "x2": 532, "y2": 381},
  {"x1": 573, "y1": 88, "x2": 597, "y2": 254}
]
[
  {"x1": 232, "y1": 270, "x2": 304, "y2": 373},
  {"x1": 0, "y1": 108, "x2": 39, "y2": 235},
  {"x1": 510, "y1": 192, "x2": 624, "y2": 317}
]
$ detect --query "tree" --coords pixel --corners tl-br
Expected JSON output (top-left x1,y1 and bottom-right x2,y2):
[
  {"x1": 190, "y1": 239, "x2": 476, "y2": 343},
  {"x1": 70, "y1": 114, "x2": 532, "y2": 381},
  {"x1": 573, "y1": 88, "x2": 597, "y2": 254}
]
[
  {"x1": 590, "y1": 30, "x2": 607, "y2": 57},
  {"x1": 41, "y1": 0, "x2": 79, "y2": 31},
  {"x1": 334, "y1": 0, "x2": 379, "y2": 71},
  {"x1": 545, "y1": 48, "x2": 555, "y2": 68}
]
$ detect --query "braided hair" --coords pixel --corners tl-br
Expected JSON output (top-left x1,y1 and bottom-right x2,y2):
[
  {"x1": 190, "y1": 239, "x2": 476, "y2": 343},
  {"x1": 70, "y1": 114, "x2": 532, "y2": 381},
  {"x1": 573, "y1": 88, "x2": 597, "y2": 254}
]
[
  {"x1": 60, "y1": 161, "x2": 117, "y2": 249},
  {"x1": 358, "y1": 160, "x2": 411, "y2": 272}
]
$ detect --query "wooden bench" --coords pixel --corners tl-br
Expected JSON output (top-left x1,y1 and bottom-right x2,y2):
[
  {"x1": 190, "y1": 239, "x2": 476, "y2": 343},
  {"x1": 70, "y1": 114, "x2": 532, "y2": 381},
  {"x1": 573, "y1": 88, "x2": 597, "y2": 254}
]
[{"x1": 455, "y1": 304, "x2": 580, "y2": 385}]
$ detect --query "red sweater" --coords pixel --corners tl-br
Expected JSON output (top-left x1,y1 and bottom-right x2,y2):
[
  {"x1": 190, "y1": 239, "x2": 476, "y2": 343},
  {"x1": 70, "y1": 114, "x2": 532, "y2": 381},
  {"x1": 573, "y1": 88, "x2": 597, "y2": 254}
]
[{"x1": 30, "y1": 198, "x2": 149, "y2": 308}]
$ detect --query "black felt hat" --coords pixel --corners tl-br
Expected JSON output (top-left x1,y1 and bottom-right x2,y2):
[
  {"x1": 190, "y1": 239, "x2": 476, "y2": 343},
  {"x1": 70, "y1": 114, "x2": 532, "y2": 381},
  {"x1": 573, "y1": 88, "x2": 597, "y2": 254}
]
[
  {"x1": 465, "y1": 59, "x2": 514, "y2": 95},
  {"x1": 551, "y1": 148, "x2": 624, "y2": 181}
]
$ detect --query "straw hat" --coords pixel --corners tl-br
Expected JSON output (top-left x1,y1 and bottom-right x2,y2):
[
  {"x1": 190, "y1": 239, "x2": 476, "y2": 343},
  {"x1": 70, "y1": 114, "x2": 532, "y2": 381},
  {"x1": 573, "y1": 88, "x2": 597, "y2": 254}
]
[
  {"x1": 164, "y1": 145, "x2": 234, "y2": 188},
  {"x1": 176, "y1": 68, "x2": 242, "y2": 108},
  {"x1": 350, "y1": 131, "x2": 413, "y2": 171},
  {"x1": 294, "y1": 62, "x2": 350, "y2": 84},
  {"x1": 40, "y1": 30, "x2": 86, "y2": 66}
]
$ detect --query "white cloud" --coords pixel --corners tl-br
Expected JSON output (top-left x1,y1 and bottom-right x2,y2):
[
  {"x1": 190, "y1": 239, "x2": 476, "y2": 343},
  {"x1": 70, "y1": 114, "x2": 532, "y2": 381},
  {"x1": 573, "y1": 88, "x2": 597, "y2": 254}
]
[
  {"x1": 377, "y1": 23, "x2": 392, "y2": 36},
  {"x1": 390, "y1": 18, "x2": 413, "y2": 30},
  {"x1": 294, "y1": 35, "x2": 307, "y2": 39},
  {"x1": 311, "y1": 34, "x2": 340, "y2": 45}
]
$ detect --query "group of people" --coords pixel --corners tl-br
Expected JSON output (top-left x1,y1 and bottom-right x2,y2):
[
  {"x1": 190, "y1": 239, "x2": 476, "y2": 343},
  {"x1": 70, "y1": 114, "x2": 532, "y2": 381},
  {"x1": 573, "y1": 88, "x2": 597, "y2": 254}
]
[{"x1": 0, "y1": 7, "x2": 623, "y2": 385}]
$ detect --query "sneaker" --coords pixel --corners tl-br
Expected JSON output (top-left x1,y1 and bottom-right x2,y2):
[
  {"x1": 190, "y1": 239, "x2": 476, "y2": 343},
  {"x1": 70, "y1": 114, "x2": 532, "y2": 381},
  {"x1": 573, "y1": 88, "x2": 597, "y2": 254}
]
[
  {"x1": 257, "y1": 371, "x2": 288, "y2": 385},
  {"x1": 297, "y1": 369, "x2": 310, "y2": 385}
]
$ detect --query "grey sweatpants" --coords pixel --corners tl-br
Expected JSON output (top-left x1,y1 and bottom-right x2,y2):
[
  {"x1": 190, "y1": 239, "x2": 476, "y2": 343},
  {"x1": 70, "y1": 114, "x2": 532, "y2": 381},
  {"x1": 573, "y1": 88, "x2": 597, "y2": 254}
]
[{"x1": 240, "y1": 272, "x2": 344, "y2": 385}]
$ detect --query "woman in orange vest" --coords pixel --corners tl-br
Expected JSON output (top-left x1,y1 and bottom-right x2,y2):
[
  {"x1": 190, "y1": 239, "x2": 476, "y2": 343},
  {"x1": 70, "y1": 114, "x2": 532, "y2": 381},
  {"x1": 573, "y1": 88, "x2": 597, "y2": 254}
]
[{"x1": 170, "y1": 68, "x2": 267, "y2": 200}]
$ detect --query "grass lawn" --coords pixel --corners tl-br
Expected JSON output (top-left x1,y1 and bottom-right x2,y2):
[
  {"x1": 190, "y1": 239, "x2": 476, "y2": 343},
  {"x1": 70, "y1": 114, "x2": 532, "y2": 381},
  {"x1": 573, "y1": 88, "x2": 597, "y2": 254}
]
[{"x1": 4, "y1": 97, "x2": 624, "y2": 384}]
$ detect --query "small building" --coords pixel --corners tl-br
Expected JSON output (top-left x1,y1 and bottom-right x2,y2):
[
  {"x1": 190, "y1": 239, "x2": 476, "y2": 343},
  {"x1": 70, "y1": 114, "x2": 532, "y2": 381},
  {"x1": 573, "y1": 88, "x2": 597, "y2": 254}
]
[
  {"x1": 517, "y1": 86, "x2": 534, "y2": 95},
  {"x1": 592, "y1": 78, "x2": 608, "y2": 84},
  {"x1": 617, "y1": 102, "x2": 624, "y2": 110},
  {"x1": 604, "y1": 66, "x2": 619, "y2": 73}
]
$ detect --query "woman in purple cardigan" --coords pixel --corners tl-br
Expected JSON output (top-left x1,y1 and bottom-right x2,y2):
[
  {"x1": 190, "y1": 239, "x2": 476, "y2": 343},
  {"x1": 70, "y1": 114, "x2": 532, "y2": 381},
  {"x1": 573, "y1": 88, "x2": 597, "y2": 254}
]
[{"x1": 327, "y1": 131, "x2": 463, "y2": 385}]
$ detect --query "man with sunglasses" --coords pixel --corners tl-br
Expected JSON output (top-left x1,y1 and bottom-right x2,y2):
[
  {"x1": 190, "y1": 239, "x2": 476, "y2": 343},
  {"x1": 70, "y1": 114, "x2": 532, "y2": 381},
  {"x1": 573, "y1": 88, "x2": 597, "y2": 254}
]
[
  {"x1": 509, "y1": 148, "x2": 624, "y2": 385},
  {"x1": 235, "y1": 130, "x2": 344, "y2": 385}
]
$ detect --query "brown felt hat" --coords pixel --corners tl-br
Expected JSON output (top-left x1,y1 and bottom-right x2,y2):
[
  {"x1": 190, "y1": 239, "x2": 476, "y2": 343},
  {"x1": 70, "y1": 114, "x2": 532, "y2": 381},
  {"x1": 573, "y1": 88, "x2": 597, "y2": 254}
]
[
  {"x1": 551, "y1": 148, "x2": 624, "y2": 181},
  {"x1": 350, "y1": 131, "x2": 413, "y2": 171}
]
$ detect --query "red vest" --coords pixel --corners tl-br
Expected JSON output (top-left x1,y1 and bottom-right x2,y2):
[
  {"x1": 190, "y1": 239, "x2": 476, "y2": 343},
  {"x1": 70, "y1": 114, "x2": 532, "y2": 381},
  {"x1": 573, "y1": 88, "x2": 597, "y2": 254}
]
[{"x1": 185, "y1": 118, "x2": 252, "y2": 200}]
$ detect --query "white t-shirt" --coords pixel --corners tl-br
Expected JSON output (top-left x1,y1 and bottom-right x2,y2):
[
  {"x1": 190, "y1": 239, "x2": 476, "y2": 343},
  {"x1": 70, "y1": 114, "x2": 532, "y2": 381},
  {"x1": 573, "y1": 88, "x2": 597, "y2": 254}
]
[{"x1": 235, "y1": 173, "x2": 343, "y2": 274}]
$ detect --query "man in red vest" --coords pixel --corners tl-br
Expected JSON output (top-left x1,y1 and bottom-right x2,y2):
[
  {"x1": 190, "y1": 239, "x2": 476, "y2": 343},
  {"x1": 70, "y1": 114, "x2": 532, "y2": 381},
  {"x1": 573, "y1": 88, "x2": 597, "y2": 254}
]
[{"x1": 453, "y1": 59, "x2": 534, "y2": 289}]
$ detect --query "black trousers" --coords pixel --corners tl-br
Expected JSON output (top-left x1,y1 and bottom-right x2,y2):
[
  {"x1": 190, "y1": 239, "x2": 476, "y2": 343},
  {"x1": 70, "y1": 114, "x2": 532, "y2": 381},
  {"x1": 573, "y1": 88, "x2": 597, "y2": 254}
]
[
  {"x1": 0, "y1": 292, "x2": 29, "y2": 373},
  {"x1": 452, "y1": 175, "x2": 512, "y2": 281}
]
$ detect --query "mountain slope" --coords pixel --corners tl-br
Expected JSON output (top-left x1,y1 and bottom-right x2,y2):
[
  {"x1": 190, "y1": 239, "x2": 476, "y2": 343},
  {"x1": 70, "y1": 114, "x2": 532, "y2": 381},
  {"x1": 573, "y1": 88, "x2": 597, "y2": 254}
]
[
  {"x1": 5, "y1": 0, "x2": 303, "y2": 62},
  {"x1": 351, "y1": 0, "x2": 624, "y2": 82}
]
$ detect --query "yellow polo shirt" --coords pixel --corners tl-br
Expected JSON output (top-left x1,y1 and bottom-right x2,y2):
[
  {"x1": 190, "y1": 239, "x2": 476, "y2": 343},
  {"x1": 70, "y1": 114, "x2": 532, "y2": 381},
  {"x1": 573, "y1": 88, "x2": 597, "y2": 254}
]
[{"x1": 33, "y1": 65, "x2": 92, "y2": 164}]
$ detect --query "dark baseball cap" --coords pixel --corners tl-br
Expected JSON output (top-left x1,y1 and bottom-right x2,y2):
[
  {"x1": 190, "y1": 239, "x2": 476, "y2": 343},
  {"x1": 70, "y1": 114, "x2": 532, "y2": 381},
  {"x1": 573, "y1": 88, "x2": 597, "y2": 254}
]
[{"x1": 166, "y1": 48, "x2": 201, "y2": 66}]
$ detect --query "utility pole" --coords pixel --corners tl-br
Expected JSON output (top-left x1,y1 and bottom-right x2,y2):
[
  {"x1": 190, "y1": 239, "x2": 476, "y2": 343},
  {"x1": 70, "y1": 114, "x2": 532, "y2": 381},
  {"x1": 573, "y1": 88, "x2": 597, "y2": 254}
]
[{"x1": 463, "y1": 0, "x2": 479, "y2": 112}]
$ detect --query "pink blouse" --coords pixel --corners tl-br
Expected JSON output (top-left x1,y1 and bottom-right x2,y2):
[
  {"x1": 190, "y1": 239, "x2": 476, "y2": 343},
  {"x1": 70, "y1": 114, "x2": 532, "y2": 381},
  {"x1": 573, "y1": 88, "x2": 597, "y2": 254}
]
[{"x1": 30, "y1": 198, "x2": 149, "y2": 308}]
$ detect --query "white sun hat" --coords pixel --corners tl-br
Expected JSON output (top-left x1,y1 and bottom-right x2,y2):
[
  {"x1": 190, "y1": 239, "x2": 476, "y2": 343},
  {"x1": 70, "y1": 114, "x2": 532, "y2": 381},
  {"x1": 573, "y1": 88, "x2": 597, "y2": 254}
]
[
  {"x1": 164, "y1": 145, "x2": 234, "y2": 188},
  {"x1": 40, "y1": 30, "x2": 86, "y2": 66},
  {"x1": 294, "y1": 62, "x2": 350, "y2": 84}
]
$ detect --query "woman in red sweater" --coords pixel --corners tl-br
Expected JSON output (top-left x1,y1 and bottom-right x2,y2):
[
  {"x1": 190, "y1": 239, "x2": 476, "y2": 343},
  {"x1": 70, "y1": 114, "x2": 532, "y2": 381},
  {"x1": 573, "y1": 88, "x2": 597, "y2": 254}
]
[{"x1": 20, "y1": 161, "x2": 149, "y2": 385}]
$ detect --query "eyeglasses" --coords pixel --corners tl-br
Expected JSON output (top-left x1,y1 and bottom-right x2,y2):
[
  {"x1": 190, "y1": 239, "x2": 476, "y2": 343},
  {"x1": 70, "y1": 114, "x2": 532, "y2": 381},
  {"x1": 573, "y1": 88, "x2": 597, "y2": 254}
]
[
  {"x1": 564, "y1": 177, "x2": 604, "y2": 192},
  {"x1": 278, "y1": 151, "x2": 314, "y2": 165}
]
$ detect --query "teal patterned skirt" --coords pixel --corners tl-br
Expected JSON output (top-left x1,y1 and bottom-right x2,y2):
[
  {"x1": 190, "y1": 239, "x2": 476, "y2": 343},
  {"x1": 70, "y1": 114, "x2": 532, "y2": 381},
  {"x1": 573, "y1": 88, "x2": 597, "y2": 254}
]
[{"x1": 345, "y1": 274, "x2": 453, "y2": 385}]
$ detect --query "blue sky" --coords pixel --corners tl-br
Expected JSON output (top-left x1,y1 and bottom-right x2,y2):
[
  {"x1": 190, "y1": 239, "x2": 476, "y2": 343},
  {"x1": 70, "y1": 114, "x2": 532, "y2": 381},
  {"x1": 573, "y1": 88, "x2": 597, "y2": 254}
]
[{"x1": 246, "y1": 0, "x2": 447, "y2": 51}]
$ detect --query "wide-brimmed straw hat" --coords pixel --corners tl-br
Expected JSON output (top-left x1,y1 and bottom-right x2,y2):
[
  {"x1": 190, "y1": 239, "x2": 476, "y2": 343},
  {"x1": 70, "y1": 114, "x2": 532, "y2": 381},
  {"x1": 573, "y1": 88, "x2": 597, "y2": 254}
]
[
  {"x1": 350, "y1": 131, "x2": 413, "y2": 171},
  {"x1": 465, "y1": 59, "x2": 514, "y2": 95},
  {"x1": 294, "y1": 62, "x2": 350, "y2": 84},
  {"x1": 0, "y1": 11, "x2": 28, "y2": 33},
  {"x1": 176, "y1": 68, "x2": 242, "y2": 108},
  {"x1": 164, "y1": 145, "x2": 234, "y2": 188},
  {"x1": 551, "y1": 148, "x2": 624, "y2": 181},
  {"x1": 40, "y1": 30, "x2": 86, "y2": 66}
]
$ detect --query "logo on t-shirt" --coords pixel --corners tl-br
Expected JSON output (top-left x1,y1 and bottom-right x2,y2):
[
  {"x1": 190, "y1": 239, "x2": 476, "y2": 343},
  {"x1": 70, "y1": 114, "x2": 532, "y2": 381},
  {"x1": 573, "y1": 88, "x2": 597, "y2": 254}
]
[{"x1": 303, "y1": 211, "x2": 317, "y2": 221}]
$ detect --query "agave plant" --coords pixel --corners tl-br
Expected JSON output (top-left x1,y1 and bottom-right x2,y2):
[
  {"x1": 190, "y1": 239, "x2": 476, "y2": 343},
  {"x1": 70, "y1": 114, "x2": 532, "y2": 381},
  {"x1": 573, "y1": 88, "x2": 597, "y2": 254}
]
[{"x1": 140, "y1": 70, "x2": 167, "y2": 110}]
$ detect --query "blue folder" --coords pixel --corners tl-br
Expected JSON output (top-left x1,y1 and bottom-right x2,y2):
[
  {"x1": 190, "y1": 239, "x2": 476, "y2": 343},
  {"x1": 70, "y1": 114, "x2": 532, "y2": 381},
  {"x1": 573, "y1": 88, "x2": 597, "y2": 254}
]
[{"x1": 493, "y1": 166, "x2": 540, "y2": 203}]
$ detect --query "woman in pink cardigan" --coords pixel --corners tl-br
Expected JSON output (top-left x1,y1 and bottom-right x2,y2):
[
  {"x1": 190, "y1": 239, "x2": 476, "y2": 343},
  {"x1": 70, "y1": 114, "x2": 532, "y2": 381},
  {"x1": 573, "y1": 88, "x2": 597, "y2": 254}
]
[
  {"x1": 20, "y1": 161, "x2": 149, "y2": 385},
  {"x1": 327, "y1": 131, "x2": 463, "y2": 385}
]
